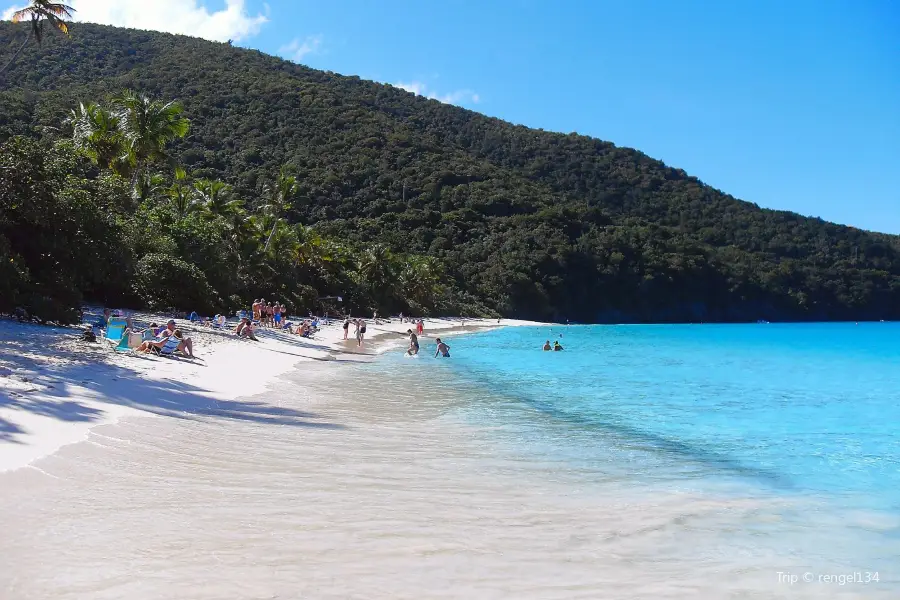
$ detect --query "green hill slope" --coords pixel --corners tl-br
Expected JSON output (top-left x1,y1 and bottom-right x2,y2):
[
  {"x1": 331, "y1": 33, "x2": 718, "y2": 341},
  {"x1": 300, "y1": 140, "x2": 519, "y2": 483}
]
[{"x1": 2, "y1": 22, "x2": 898, "y2": 322}]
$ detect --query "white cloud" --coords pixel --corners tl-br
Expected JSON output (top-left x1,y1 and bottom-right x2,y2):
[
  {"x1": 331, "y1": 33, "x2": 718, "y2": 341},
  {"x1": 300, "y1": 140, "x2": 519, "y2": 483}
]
[
  {"x1": 1, "y1": 4, "x2": 25, "y2": 19},
  {"x1": 394, "y1": 81, "x2": 480, "y2": 106},
  {"x1": 279, "y1": 34, "x2": 323, "y2": 62},
  {"x1": 3, "y1": 0, "x2": 268, "y2": 42}
]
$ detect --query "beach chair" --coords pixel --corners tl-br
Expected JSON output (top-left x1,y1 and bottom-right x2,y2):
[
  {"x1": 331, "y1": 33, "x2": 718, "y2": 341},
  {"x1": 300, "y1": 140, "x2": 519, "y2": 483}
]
[{"x1": 105, "y1": 317, "x2": 131, "y2": 352}]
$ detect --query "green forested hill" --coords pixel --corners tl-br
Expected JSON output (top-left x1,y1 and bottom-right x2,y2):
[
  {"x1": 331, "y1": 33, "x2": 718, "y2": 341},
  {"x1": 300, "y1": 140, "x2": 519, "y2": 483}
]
[{"x1": 2, "y1": 22, "x2": 899, "y2": 322}]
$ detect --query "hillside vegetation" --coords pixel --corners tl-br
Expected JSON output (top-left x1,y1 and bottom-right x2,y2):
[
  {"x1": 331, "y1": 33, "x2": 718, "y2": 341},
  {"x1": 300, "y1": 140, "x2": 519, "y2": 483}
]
[{"x1": 1, "y1": 22, "x2": 899, "y2": 323}]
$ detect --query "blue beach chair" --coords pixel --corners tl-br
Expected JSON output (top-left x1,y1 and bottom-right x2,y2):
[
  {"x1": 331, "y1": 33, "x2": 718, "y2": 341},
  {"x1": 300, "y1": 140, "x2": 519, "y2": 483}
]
[{"x1": 105, "y1": 317, "x2": 131, "y2": 352}]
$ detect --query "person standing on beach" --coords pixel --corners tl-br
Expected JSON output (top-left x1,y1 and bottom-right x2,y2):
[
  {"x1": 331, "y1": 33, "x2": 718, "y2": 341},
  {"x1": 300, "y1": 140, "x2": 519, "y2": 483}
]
[
  {"x1": 434, "y1": 338, "x2": 450, "y2": 358},
  {"x1": 343, "y1": 318, "x2": 350, "y2": 340},
  {"x1": 407, "y1": 329, "x2": 420, "y2": 356},
  {"x1": 357, "y1": 318, "x2": 367, "y2": 347},
  {"x1": 416, "y1": 319, "x2": 424, "y2": 336},
  {"x1": 273, "y1": 302, "x2": 283, "y2": 328}
]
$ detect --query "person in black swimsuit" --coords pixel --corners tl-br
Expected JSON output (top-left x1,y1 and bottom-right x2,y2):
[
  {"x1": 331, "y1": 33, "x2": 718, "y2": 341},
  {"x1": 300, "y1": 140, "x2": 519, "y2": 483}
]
[
  {"x1": 407, "y1": 329, "x2": 420, "y2": 355},
  {"x1": 342, "y1": 318, "x2": 350, "y2": 340}
]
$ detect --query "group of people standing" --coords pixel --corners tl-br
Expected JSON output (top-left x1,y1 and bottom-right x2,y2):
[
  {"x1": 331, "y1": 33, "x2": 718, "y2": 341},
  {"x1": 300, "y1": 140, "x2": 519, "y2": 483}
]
[
  {"x1": 342, "y1": 318, "x2": 368, "y2": 347},
  {"x1": 251, "y1": 298, "x2": 285, "y2": 328}
]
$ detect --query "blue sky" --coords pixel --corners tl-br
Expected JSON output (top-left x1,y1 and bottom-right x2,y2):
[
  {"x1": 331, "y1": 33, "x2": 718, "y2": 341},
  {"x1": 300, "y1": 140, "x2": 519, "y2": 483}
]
[{"x1": 4, "y1": 0, "x2": 899, "y2": 232}]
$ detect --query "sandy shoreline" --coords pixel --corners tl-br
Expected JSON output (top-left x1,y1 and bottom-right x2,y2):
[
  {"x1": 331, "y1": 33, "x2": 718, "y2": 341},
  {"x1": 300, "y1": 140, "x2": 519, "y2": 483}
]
[{"x1": 0, "y1": 314, "x2": 542, "y2": 473}]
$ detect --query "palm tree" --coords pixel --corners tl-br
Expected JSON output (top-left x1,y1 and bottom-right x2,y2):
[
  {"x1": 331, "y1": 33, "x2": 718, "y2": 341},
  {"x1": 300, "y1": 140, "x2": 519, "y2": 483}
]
[
  {"x1": 0, "y1": 1, "x2": 75, "y2": 80},
  {"x1": 357, "y1": 244, "x2": 396, "y2": 305},
  {"x1": 193, "y1": 179, "x2": 244, "y2": 219},
  {"x1": 294, "y1": 225, "x2": 334, "y2": 271},
  {"x1": 260, "y1": 167, "x2": 300, "y2": 252},
  {"x1": 224, "y1": 207, "x2": 256, "y2": 255},
  {"x1": 166, "y1": 171, "x2": 200, "y2": 218},
  {"x1": 133, "y1": 171, "x2": 167, "y2": 203},
  {"x1": 112, "y1": 90, "x2": 190, "y2": 183},
  {"x1": 399, "y1": 255, "x2": 444, "y2": 307},
  {"x1": 66, "y1": 101, "x2": 124, "y2": 172}
]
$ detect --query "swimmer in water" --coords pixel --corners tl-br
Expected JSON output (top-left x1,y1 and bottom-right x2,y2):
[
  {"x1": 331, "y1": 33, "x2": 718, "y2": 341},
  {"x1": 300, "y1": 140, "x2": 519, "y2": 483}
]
[
  {"x1": 406, "y1": 329, "x2": 420, "y2": 356},
  {"x1": 553, "y1": 341, "x2": 563, "y2": 351},
  {"x1": 542, "y1": 340, "x2": 551, "y2": 351},
  {"x1": 434, "y1": 338, "x2": 451, "y2": 358}
]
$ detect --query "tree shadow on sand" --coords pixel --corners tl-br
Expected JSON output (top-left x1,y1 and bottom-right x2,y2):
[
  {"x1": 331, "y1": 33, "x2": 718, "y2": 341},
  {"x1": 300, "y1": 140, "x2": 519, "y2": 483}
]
[
  {"x1": 0, "y1": 415, "x2": 25, "y2": 443},
  {"x1": 1, "y1": 326, "x2": 346, "y2": 445}
]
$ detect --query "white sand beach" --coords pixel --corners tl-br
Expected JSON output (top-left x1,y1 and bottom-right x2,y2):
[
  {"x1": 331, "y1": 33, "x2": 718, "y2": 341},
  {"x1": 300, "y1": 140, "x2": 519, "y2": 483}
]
[{"x1": 0, "y1": 314, "x2": 535, "y2": 473}]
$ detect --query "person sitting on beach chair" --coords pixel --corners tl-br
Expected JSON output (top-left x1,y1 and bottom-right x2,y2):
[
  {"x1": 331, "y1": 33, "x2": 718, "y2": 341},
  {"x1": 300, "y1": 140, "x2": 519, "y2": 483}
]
[
  {"x1": 156, "y1": 320, "x2": 195, "y2": 357},
  {"x1": 136, "y1": 329, "x2": 192, "y2": 357},
  {"x1": 234, "y1": 317, "x2": 258, "y2": 341},
  {"x1": 294, "y1": 321, "x2": 313, "y2": 338}
]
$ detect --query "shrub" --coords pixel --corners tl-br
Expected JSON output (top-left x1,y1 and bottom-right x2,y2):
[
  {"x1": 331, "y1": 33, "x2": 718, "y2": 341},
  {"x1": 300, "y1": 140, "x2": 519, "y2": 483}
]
[{"x1": 133, "y1": 253, "x2": 222, "y2": 314}]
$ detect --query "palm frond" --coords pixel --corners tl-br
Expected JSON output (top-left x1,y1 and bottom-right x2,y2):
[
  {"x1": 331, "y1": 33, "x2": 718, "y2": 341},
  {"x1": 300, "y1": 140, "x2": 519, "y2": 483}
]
[{"x1": 11, "y1": 2, "x2": 75, "y2": 42}]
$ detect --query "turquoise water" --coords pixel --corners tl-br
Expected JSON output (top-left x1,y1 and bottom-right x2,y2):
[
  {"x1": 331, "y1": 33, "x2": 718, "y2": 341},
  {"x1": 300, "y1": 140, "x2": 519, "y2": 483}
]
[
  {"x1": 441, "y1": 323, "x2": 900, "y2": 508},
  {"x1": 378, "y1": 323, "x2": 900, "y2": 588}
]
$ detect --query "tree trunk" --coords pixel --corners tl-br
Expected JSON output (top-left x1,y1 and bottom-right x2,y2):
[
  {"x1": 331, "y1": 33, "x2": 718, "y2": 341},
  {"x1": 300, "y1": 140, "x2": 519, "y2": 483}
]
[
  {"x1": 0, "y1": 33, "x2": 31, "y2": 81},
  {"x1": 263, "y1": 218, "x2": 279, "y2": 252}
]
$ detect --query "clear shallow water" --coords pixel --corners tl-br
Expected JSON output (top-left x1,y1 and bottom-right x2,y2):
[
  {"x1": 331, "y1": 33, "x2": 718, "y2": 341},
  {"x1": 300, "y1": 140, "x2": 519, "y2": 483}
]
[
  {"x1": 1, "y1": 323, "x2": 898, "y2": 599},
  {"x1": 380, "y1": 323, "x2": 900, "y2": 591},
  {"x1": 432, "y1": 323, "x2": 900, "y2": 508}
]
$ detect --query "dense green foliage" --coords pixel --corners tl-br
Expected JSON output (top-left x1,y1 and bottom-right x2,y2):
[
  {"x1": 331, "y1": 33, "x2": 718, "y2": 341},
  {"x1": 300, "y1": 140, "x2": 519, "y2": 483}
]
[
  {"x1": 0, "y1": 132, "x2": 462, "y2": 323},
  {"x1": 1, "y1": 22, "x2": 899, "y2": 322},
  {"x1": 0, "y1": 136, "x2": 128, "y2": 322}
]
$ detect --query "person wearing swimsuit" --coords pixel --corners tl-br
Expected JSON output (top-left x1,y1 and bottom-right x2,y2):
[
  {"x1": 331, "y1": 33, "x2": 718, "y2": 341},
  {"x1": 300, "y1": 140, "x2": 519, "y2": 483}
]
[
  {"x1": 342, "y1": 318, "x2": 350, "y2": 340},
  {"x1": 407, "y1": 329, "x2": 419, "y2": 356},
  {"x1": 273, "y1": 302, "x2": 282, "y2": 327},
  {"x1": 358, "y1": 319, "x2": 367, "y2": 346},
  {"x1": 434, "y1": 338, "x2": 450, "y2": 358}
]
